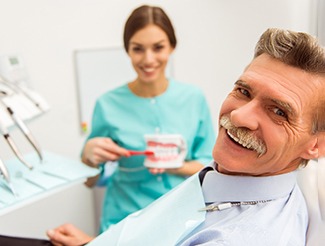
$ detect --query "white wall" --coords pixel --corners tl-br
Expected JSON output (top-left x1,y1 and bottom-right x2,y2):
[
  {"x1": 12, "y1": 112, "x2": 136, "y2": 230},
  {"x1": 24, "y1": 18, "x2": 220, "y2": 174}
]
[
  {"x1": 0, "y1": 0, "x2": 317, "y2": 160},
  {"x1": 318, "y1": 0, "x2": 325, "y2": 45},
  {"x1": 0, "y1": 0, "x2": 320, "y2": 237}
]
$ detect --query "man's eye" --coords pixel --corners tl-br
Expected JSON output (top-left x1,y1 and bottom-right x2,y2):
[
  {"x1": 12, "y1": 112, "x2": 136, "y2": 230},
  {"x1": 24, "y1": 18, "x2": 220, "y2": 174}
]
[
  {"x1": 239, "y1": 88, "x2": 250, "y2": 97},
  {"x1": 273, "y1": 108, "x2": 287, "y2": 118}
]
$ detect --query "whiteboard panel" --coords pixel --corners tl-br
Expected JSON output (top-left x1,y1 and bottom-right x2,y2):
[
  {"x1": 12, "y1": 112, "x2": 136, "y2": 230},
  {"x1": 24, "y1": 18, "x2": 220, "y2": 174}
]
[{"x1": 74, "y1": 47, "x2": 173, "y2": 134}]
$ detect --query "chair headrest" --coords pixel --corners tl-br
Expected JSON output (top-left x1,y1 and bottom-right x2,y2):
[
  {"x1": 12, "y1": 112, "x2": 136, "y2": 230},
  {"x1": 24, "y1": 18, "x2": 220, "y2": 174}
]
[{"x1": 297, "y1": 158, "x2": 325, "y2": 245}]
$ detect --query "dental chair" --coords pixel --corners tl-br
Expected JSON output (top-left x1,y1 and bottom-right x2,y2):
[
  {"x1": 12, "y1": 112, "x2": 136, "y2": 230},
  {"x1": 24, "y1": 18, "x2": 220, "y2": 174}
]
[
  {"x1": 297, "y1": 158, "x2": 325, "y2": 246},
  {"x1": 91, "y1": 159, "x2": 324, "y2": 243}
]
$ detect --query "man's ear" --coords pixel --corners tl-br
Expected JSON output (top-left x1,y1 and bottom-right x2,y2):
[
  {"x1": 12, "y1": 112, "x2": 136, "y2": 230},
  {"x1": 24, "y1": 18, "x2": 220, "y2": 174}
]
[
  {"x1": 300, "y1": 136, "x2": 319, "y2": 160},
  {"x1": 305, "y1": 133, "x2": 325, "y2": 159},
  {"x1": 318, "y1": 133, "x2": 325, "y2": 158}
]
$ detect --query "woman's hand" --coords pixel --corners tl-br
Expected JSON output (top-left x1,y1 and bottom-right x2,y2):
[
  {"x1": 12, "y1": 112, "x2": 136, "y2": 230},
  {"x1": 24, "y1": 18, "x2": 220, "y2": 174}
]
[
  {"x1": 82, "y1": 137, "x2": 130, "y2": 167},
  {"x1": 46, "y1": 223, "x2": 94, "y2": 246},
  {"x1": 148, "y1": 167, "x2": 166, "y2": 175}
]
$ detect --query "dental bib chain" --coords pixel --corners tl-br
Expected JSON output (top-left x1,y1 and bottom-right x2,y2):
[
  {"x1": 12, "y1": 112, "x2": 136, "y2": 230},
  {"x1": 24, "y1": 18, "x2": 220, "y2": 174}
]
[{"x1": 199, "y1": 199, "x2": 273, "y2": 212}]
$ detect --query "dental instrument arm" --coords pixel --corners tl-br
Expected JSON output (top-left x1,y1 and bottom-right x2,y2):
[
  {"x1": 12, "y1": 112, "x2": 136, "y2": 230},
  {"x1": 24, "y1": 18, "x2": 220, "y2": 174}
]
[
  {"x1": 0, "y1": 75, "x2": 45, "y2": 112},
  {"x1": 0, "y1": 156, "x2": 10, "y2": 184},
  {"x1": 0, "y1": 118, "x2": 33, "y2": 170},
  {"x1": 0, "y1": 155, "x2": 17, "y2": 196},
  {"x1": 0, "y1": 87, "x2": 43, "y2": 162},
  {"x1": 6, "y1": 106, "x2": 43, "y2": 162}
]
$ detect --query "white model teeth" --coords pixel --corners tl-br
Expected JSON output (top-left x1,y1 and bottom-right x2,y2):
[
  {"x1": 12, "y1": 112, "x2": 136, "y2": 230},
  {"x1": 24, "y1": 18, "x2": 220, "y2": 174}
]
[{"x1": 147, "y1": 143, "x2": 179, "y2": 161}]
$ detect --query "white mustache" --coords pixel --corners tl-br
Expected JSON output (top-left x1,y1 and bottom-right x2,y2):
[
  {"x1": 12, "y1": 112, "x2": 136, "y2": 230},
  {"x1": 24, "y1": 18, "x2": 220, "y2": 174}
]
[{"x1": 220, "y1": 116, "x2": 266, "y2": 156}]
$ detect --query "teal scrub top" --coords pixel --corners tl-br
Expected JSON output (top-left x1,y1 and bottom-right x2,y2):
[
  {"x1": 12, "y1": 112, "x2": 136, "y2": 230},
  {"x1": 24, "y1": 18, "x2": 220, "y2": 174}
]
[{"x1": 86, "y1": 79, "x2": 216, "y2": 233}]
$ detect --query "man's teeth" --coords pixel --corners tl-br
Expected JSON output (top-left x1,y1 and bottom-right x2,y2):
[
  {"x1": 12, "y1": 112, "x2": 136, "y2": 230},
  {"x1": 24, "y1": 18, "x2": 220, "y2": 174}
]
[
  {"x1": 227, "y1": 131, "x2": 252, "y2": 150},
  {"x1": 227, "y1": 131, "x2": 239, "y2": 142}
]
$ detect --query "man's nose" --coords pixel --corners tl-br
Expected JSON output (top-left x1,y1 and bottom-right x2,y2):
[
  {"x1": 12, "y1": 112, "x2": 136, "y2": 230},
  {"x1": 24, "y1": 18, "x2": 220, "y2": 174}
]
[{"x1": 230, "y1": 101, "x2": 260, "y2": 130}]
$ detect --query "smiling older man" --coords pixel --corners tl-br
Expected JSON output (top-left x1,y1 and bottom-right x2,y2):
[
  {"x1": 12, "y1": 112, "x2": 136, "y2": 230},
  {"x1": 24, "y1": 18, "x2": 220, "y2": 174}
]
[{"x1": 45, "y1": 28, "x2": 325, "y2": 246}]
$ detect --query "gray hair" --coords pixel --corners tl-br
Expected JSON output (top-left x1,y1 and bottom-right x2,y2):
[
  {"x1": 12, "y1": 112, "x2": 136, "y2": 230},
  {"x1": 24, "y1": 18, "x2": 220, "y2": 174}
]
[
  {"x1": 254, "y1": 28, "x2": 325, "y2": 167},
  {"x1": 254, "y1": 28, "x2": 325, "y2": 74},
  {"x1": 254, "y1": 28, "x2": 325, "y2": 134}
]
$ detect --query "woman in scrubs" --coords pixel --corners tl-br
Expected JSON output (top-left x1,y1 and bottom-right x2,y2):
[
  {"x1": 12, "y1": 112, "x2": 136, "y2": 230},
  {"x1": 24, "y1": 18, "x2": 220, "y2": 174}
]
[{"x1": 81, "y1": 5, "x2": 215, "y2": 233}]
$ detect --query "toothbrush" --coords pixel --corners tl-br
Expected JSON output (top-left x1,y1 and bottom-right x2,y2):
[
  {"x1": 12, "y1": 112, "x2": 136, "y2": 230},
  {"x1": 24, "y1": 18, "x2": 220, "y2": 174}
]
[{"x1": 127, "y1": 150, "x2": 155, "y2": 156}]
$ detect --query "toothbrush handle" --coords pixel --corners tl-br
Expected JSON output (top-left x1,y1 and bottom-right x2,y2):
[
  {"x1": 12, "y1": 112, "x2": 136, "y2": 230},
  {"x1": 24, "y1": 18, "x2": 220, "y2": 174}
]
[{"x1": 128, "y1": 150, "x2": 154, "y2": 156}]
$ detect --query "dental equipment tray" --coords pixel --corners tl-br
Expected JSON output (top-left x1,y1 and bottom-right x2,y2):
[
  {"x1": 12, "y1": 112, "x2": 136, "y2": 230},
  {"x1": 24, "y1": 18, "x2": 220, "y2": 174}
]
[{"x1": 0, "y1": 151, "x2": 99, "y2": 215}]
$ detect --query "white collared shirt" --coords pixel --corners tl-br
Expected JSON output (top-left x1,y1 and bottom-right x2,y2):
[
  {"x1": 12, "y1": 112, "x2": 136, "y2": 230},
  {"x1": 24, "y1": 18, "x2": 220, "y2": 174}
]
[{"x1": 178, "y1": 164, "x2": 308, "y2": 246}]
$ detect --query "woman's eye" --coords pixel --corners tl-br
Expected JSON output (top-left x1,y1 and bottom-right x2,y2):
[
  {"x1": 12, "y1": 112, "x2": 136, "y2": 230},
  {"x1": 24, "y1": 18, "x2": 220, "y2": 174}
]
[
  {"x1": 154, "y1": 45, "x2": 164, "y2": 52},
  {"x1": 132, "y1": 47, "x2": 143, "y2": 52}
]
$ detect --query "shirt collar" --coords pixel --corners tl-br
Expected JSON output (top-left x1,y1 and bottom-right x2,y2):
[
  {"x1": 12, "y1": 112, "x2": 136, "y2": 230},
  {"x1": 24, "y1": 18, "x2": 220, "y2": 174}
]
[{"x1": 201, "y1": 162, "x2": 297, "y2": 203}]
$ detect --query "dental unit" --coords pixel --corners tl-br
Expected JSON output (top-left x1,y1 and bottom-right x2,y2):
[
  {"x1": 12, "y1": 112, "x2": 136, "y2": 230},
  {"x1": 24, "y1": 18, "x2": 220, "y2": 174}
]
[
  {"x1": 0, "y1": 155, "x2": 17, "y2": 197},
  {"x1": 0, "y1": 117, "x2": 33, "y2": 170},
  {"x1": 0, "y1": 88, "x2": 43, "y2": 162}
]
